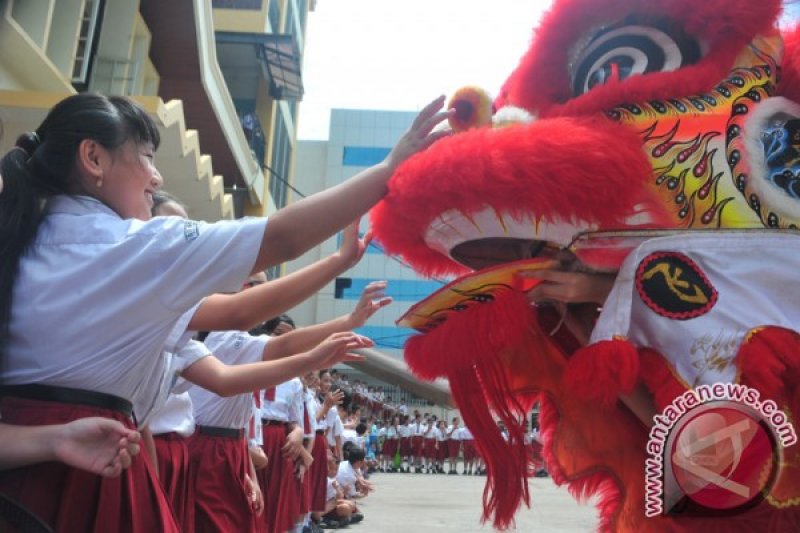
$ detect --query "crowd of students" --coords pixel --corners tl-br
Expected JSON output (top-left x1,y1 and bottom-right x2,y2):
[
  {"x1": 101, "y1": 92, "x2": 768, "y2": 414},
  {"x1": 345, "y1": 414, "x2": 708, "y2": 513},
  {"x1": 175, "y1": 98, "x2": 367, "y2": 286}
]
[{"x1": 0, "y1": 92, "x2": 450, "y2": 533}]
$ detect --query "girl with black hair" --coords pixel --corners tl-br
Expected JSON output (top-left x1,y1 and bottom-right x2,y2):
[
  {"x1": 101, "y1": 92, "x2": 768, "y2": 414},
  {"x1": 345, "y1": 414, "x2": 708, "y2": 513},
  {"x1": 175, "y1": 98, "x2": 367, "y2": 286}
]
[{"x1": 0, "y1": 92, "x2": 448, "y2": 532}]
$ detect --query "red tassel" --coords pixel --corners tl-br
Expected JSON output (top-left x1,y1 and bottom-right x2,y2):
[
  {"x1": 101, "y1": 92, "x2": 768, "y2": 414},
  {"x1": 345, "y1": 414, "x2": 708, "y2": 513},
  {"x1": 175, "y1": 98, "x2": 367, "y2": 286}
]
[
  {"x1": 564, "y1": 339, "x2": 640, "y2": 408},
  {"x1": 404, "y1": 289, "x2": 538, "y2": 529}
]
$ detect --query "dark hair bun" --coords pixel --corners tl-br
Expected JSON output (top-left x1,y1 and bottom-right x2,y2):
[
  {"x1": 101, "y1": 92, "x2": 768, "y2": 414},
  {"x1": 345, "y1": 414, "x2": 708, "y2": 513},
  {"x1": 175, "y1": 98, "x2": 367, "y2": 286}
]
[{"x1": 14, "y1": 132, "x2": 41, "y2": 157}]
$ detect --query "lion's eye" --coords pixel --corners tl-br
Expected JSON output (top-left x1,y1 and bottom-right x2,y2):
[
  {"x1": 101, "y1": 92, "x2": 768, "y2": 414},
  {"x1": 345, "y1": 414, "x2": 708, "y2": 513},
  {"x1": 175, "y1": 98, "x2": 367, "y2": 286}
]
[{"x1": 571, "y1": 23, "x2": 701, "y2": 96}]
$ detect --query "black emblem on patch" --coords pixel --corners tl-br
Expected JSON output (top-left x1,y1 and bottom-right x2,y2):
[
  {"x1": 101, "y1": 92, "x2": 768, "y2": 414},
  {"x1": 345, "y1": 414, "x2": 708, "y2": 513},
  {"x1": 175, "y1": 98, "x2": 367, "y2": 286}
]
[{"x1": 635, "y1": 252, "x2": 717, "y2": 320}]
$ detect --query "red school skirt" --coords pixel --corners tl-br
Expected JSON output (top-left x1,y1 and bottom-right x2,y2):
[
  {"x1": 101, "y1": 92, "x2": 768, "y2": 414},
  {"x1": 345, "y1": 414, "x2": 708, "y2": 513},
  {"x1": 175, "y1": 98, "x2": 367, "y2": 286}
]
[
  {"x1": 153, "y1": 431, "x2": 195, "y2": 533},
  {"x1": 258, "y1": 422, "x2": 301, "y2": 533},
  {"x1": 436, "y1": 440, "x2": 449, "y2": 462},
  {"x1": 310, "y1": 432, "x2": 329, "y2": 513},
  {"x1": 399, "y1": 436, "x2": 411, "y2": 457},
  {"x1": 411, "y1": 435, "x2": 424, "y2": 456},
  {"x1": 448, "y1": 439, "x2": 461, "y2": 459},
  {"x1": 189, "y1": 426, "x2": 257, "y2": 533},
  {"x1": 381, "y1": 437, "x2": 398, "y2": 457},
  {"x1": 461, "y1": 439, "x2": 476, "y2": 462},
  {"x1": 423, "y1": 438, "x2": 437, "y2": 459},
  {"x1": 0, "y1": 395, "x2": 179, "y2": 533}
]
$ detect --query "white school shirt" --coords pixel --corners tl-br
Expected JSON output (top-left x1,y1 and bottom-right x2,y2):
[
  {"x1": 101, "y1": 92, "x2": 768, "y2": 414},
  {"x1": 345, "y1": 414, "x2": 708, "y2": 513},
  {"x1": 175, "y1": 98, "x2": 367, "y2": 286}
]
[
  {"x1": 304, "y1": 388, "x2": 318, "y2": 438},
  {"x1": 447, "y1": 425, "x2": 461, "y2": 440},
  {"x1": 149, "y1": 392, "x2": 196, "y2": 437},
  {"x1": 386, "y1": 427, "x2": 399, "y2": 440},
  {"x1": 4, "y1": 195, "x2": 264, "y2": 414},
  {"x1": 460, "y1": 426, "x2": 474, "y2": 440},
  {"x1": 259, "y1": 378, "x2": 304, "y2": 424},
  {"x1": 325, "y1": 410, "x2": 342, "y2": 447},
  {"x1": 249, "y1": 395, "x2": 263, "y2": 447},
  {"x1": 336, "y1": 461, "x2": 359, "y2": 498},
  {"x1": 326, "y1": 477, "x2": 338, "y2": 502},
  {"x1": 139, "y1": 335, "x2": 210, "y2": 429},
  {"x1": 397, "y1": 424, "x2": 411, "y2": 438},
  {"x1": 435, "y1": 427, "x2": 447, "y2": 442},
  {"x1": 189, "y1": 331, "x2": 270, "y2": 429}
]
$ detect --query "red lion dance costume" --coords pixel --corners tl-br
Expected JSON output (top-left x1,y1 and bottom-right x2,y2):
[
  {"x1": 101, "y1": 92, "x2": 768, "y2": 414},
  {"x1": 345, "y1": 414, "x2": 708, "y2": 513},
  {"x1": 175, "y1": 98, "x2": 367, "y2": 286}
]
[{"x1": 370, "y1": 0, "x2": 800, "y2": 531}]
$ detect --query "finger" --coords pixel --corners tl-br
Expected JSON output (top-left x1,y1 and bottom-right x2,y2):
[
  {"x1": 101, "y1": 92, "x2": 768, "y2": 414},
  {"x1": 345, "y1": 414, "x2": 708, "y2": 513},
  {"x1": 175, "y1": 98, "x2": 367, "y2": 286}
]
[
  {"x1": 375, "y1": 296, "x2": 393, "y2": 309},
  {"x1": 117, "y1": 448, "x2": 133, "y2": 469},
  {"x1": 418, "y1": 109, "x2": 455, "y2": 137},
  {"x1": 411, "y1": 95, "x2": 446, "y2": 130}
]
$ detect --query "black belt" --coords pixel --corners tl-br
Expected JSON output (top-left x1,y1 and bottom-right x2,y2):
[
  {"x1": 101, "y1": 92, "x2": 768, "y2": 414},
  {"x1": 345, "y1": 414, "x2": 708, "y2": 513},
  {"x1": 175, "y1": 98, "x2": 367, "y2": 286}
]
[
  {"x1": 198, "y1": 425, "x2": 244, "y2": 439},
  {"x1": 0, "y1": 383, "x2": 133, "y2": 418},
  {"x1": 316, "y1": 429, "x2": 325, "y2": 435},
  {"x1": 262, "y1": 419, "x2": 287, "y2": 426}
]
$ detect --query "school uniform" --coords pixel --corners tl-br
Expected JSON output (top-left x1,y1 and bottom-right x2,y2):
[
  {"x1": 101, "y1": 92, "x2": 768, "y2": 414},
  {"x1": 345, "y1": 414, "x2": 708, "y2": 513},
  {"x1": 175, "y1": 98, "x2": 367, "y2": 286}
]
[
  {"x1": 423, "y1": 424, "x2": 438, "y2": 460},
  {"x1": 435, "y1": 427, "x2": 449, "y2": 462},
  {"x1": 460, "y1": 426, "x2": 477, "y2": 462},
  {"x1": 410, "y1": 420, "x2": 424, "y2": 458},
  {"x1": 0, "y1": 195, "x2": 265, "y2": 533},
  {"x1": 258, "y1": 378, "x2": 305, "y2": 533},
  {"x1": 304, "y1": 388, "x2": 328, "y2": 515},
  {"x1": 336, "y1": 461, "x2": 360, "y2": 499},
  {"x1": 447, "y1": 425, "x2": 462, "y2": 459},
  {"x1": 188, "y1": 331, "x2": 269, "y2": 533},
  {"x1": 398, "y1": 423, "x2": 412, "y2": 458},
  {"x1": 149, "y1": 338, "x2": 211, "y2": 533},
  {"x1": 382, "y1": 426, "x2": 399, "y2": 458}
]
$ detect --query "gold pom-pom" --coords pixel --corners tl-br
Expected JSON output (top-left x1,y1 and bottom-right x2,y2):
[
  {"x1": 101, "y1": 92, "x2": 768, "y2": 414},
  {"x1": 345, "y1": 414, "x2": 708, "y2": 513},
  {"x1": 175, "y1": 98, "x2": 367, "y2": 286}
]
[{"x1": 447, "y1": 86, "x2": 493, "y2": 132}]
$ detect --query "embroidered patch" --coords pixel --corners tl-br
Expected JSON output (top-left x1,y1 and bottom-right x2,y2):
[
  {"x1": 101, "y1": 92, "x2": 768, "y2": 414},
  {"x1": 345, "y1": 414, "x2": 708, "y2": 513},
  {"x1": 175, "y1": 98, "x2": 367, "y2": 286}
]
[
  {"x1": 183, "y1": 221, "x2": 200, "y2": 242},
  {"x1": 635, "y1": 252, "x2": 717, "y2": 320}
]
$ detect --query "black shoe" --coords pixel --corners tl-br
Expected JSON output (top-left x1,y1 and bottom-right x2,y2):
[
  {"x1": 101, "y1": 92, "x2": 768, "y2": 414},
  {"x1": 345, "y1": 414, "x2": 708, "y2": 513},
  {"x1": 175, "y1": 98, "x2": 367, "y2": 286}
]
[
  {"x1": 320, "y1": 518, "x2": 341, "y2": 529},
  {"x1": 448, "y1": 470, "x2": 458, "y2": 475},
  {"x1": 350, "y1": 513, "x2": 364, "y2": 524}
]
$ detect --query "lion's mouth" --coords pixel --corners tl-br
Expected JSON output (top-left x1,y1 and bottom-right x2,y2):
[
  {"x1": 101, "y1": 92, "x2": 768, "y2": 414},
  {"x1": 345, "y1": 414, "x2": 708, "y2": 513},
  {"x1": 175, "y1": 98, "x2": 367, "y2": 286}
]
[
  {"x1": 450, "y1": 238, "x2": 561, "y2": 270},
  {"x1": 423, "y1": 206, "x2": 596, "y2": 270}
]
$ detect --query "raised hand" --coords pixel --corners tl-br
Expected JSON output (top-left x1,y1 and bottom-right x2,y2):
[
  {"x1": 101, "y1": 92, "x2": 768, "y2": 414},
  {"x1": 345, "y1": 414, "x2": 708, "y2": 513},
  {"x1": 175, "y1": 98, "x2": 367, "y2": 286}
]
[
  {"x1": 385, "y1": 95, "x2": 453, "y2": 171},
  {"x1": 347, "y1": 281, "x2": 392, "y2": 328},
  {"x1": 53, "y1": 417, "x2": 142, "y2": 477},
  {"x1": 334, "y1": 219, "x2": 370, "y2": 270},
  {"x1": 323, "y1": 389, "x2": 345, "y2": 411},
  {"x1": 309, "y1": 332, "x2": 373, "y2": 369}
]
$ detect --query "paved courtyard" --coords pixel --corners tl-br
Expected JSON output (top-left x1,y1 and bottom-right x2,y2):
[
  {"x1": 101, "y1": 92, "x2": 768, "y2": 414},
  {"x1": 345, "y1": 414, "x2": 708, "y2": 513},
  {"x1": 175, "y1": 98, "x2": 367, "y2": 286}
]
[{"x1": 354, "y1": 471, "x2": 598, "y2": 532}]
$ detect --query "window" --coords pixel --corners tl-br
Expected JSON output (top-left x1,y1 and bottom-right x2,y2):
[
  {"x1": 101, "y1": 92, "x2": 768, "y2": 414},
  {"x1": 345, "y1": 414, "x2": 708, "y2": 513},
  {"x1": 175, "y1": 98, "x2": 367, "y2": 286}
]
[
  {"x1": 268, "y1": 0, "x2": 281, "y2": 32},
  {"x1": 342, "y1": 147, "x2": 391, "y2": 167},
  {"x1": 268, "y1": 114, "x2": 292, "y2": 209},
  {"x1": 212, "y1": 0, "x2": 264, "y2": 9},
  {"x1": 72, "y1": 0, "x2": 103, "y2": 86}
]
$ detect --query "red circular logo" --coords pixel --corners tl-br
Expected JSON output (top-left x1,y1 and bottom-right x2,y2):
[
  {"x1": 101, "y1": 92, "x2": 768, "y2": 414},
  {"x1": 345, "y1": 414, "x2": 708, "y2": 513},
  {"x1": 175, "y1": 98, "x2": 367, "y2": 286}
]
[{"x1": 670, "y1": 403, "x2": 776, "y2": 511}]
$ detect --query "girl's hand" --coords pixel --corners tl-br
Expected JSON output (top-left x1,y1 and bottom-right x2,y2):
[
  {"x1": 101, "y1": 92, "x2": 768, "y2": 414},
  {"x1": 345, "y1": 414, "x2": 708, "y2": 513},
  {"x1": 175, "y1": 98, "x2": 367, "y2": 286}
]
[
  {"x1": 309, "y1": 332, "x2": 373, "y2": 369},
  {"x1": 244, "y1": 472, "x2": 264, "y2": 515},
  {"x1": 384, "y1": 96, "x2": 453, "y2": 171},
  {"x1": 323, "y1": 389, "x2": 345, "y2": 410},
  {"x1": 334, "y1": 219, "x2": 369, "y2": 270},
  {"x1": 53, "y1": 417, "x2": 141, "y2": 478},
  {"x1": 346, "y1": 281, "x2": 392, "y2": 328}
]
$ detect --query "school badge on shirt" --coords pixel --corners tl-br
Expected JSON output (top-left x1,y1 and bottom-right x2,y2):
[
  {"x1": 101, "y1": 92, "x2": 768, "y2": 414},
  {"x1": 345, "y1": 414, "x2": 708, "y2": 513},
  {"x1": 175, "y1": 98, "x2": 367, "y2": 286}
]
[
  {"x1": 184, "y1": 221, "x2": 200, "y2": 242},
  {"x1": 635, "y1": 251, "x2": 717, "y2": 320}
]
